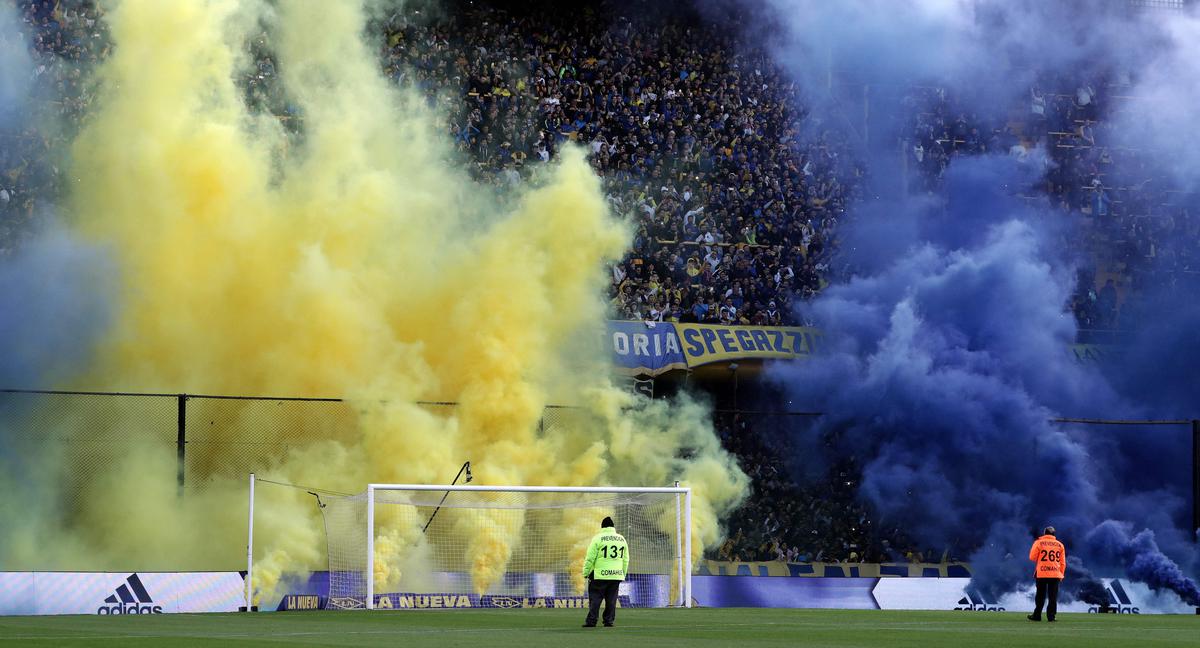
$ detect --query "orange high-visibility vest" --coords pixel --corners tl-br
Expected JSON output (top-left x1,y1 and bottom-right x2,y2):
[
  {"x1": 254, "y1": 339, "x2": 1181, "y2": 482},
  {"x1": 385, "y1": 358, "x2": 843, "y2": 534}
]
[{"x1": 1028, "y1": 534, "x2": 1066, "y2": 579}]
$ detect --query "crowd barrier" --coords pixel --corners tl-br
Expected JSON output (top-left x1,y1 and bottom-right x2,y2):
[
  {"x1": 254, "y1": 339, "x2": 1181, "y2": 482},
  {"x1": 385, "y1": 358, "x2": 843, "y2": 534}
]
[
  {"x1": 4, "y1": 569, "x2": 1193, "y2": 615},
  {"x1": 264, "y1": 570, "x2": 1192, "y2": 615}
]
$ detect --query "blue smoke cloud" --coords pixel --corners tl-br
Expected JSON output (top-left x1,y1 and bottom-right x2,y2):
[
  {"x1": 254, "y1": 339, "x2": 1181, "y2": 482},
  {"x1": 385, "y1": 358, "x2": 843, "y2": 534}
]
[
  {"x1": 739, "y1": 0, "x2": 1200, "y2": 604},
  {"x1": 771, "y1": 154, "x2": 1121, "y2": 599},
  {"x1": 0, "y1": 2, "x2": 32, "y2": 129},
  {"x1": 0, "y1": 3, "x2": 113, "y2": 389},
  {"x1": 1090, "y1": 521, "x2": 1200, "y2": 606},
  {"x1": 0, "y1": 224, "x2": 114, "y2": 388},
  {"x1": 0, "y1": 4, "x2": 115, "y2": 573},
  {"x1": 0, "y1": 4, "x2": 114, "y2": 491}
]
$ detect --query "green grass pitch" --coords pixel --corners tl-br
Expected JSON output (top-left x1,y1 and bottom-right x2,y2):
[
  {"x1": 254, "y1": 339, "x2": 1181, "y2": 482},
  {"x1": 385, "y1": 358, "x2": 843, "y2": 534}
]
[{"x1": 0, "y1": 608, "x2": 1195, "y2": 647}]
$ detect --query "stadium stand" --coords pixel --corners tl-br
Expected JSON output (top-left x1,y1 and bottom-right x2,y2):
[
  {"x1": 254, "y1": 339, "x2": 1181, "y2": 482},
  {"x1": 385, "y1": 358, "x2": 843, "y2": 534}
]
[
  {"x1": 9, "y1": 1, "x2": 854, "y2": 327},
  {"x1": 372, "y1": 3, "x2": 855, "y2": 326},
  {"x1": 9, "y1": 0, "x2": 1189, "y2": 567},
  {"x1": 3, "y1": 1, "x2": 105, "y2": 244},
  {"x1": 902, "y1": 73, "x2": 1199, "y2": 335},
  {"x1": 712, "y1": 413, "x2": 939, "y2": 564}
]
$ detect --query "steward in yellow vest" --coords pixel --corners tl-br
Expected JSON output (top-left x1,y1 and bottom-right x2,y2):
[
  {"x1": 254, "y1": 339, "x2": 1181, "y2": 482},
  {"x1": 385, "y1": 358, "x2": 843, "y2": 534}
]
[{"x1": 581, "y1": 517, "x2": 628, "y2": 627}]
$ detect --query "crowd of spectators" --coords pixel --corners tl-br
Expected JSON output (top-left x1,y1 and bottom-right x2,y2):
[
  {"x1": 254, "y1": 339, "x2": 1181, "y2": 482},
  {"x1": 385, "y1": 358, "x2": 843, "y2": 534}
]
[
  {"x1": 9, "y1": 1, "x2": 857, "y2": 324},
  {"x1": 903, "y1": 72, "x2": 1200, "y2": 334},
  {"x1": 1028, "y1": 74, "x2": 1200, "y2": 332},
  {"x1": 710, "y1": 414, "x2": 941, "y2": 564},
  {"x1": 2, "y1": 0, "x2": 106, "y2": 246},
  {"x1": 7, "y1": 1, "x2": 855, "y2": 322},
  {"x1": 374, "y1": 3, "x2": 856, "y2": 326}
]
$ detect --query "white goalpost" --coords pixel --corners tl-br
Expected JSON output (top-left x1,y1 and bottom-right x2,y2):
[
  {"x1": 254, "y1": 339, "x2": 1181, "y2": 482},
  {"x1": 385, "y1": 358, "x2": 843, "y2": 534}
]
[
  {"x1": 245, "y1": 473, "x2": 255, "y2": 612},
  {"x1": 314, "y1": 484, "x2": 692, "y2": 610}
]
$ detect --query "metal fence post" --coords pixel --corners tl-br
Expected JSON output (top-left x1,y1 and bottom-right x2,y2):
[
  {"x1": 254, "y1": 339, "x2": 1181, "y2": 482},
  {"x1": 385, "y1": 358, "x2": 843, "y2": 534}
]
[
  {"x1": 1193, "y1": 419, "x2": 1199, "y2": 541},
  {"x1": 177, "y1": 394, "x2": 187, "y2": 496}
]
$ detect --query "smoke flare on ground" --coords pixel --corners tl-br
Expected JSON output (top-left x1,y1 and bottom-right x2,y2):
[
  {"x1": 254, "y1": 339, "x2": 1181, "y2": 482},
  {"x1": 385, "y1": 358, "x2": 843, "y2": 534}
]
[{"x1": 1089, "y1": 521, "x2": 1200, "y2": 607}]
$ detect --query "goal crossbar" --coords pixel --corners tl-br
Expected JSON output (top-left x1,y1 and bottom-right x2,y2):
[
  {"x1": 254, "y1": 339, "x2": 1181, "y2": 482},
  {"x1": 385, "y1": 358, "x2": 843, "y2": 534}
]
[
  {"x1": 365, "y1": 484, "x2": 693, "y2": 609},
  {"x1": 367, "y1": 484, "x2": 691, "y2": 494}
]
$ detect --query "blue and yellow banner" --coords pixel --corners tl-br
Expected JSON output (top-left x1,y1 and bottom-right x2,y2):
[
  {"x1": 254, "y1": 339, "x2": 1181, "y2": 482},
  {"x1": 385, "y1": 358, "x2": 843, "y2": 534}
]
[
  {"x1": 606, "y1": 321, "x2": 820, "y2": 375},
  {"x1": 372, "y1": 593, "x2": 629, "y2": 609},
  {"x1": 607, "y1": 321, "x2": 688, "y2": 376},
  {"x1": 676, "y1": 324, "x2": 821, "y2": 367}
]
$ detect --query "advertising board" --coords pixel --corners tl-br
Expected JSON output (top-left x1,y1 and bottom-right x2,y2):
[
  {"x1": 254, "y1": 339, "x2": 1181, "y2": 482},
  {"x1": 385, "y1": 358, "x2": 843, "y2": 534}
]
[{"x1": 0, "y1": 572, "x2": 245, "y2": 616}]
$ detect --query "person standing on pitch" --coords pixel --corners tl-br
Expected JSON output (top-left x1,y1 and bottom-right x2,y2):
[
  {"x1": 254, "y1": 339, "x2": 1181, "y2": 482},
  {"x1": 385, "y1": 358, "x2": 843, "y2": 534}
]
[
  {"x1": 581, "y1": 516, "x2": 629, "y2": 628},
  {"x1": 1028, "y1": 526, "x2": 1066, "y2": 622}
]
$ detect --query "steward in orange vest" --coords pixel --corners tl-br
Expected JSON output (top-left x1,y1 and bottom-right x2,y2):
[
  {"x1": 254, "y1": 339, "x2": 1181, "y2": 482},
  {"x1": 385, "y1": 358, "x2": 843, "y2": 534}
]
[{"x1": 1027, "y1": 526, "x2": 1066, "y2": 622}]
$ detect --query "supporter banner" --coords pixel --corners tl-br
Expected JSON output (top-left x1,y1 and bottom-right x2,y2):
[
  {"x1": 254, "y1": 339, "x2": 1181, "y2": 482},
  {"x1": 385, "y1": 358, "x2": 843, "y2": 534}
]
[
  {"x1": 372, "y1": 593, "x2": 632, "y2": 609},
  {"x1": 266, "y1": 572, "x2": 661, "y2": 611},
  {"x1": 697, "y1": 561, "x2": 971, "y2": 578},
  {"x1": 607, "y1": 321, "x2": 687, "y2": 376},
  {"x1": 675, "y1": 324, "x2": 821, "y2": 367},
  {"x1": 871, "y1": 577, "x2": 1195, "y2": 614},
  {"x1": 272, "y1": 571, "x2": 329, "y2": 611},
  {"x1": 0, "y1": 572, "x2": 245, "y2": 616},
  {"x1": 613, "y1": 374, "x2": 655, "y2": 398},
  {"x1": 607, "y1": 322, "x2": 1109, "y2": 374}
]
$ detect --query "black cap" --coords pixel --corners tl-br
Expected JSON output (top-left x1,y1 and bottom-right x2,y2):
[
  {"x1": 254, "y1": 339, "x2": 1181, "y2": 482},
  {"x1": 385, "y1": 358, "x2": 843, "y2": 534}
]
[
  {"x1": 601, "y1": 517, "x2": 615, "y2": 528},
  {"x1": 1044, "y1": 526, "x2": 1056, "y2": 536}
]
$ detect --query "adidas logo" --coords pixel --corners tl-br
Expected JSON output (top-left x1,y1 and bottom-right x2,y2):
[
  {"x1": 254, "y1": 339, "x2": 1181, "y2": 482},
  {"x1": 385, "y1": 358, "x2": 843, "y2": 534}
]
[
  {"x1": 1088, "y1": 580, "x2": 1139, "y2": 614},
  {"x1": 96, "y1": 574, "x2": 163, "y2": 615},
  {"x1": 954, "y1": 589, "x2": 1005, "y2": 612}
]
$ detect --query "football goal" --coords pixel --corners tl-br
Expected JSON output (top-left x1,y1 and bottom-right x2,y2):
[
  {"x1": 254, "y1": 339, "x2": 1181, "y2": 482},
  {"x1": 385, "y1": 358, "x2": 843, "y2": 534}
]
[{"x1": 313, "y1": 484, "x2": 693, "y2": 610}]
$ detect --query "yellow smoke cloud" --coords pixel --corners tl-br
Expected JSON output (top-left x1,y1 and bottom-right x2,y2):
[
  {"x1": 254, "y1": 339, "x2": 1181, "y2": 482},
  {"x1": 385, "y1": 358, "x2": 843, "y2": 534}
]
[{"x1": 10, "y1": 0, "x2": 749, "y2": 600}]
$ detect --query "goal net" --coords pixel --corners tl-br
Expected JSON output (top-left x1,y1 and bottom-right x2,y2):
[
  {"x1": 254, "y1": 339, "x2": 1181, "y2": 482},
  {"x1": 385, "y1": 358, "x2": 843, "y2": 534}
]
[{"x1": 318, "y1": 485, "x2": 692, "y2": 610}]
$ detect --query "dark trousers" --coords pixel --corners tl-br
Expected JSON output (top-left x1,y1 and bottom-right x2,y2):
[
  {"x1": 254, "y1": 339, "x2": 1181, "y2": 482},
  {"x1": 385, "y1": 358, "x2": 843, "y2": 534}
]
[
  {"x1": 1032, "y1": 578, "x2": 1060, "y2": 620},
  {"x1": 585, "y1": 579, "x2": 620, "y2": 626}
]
